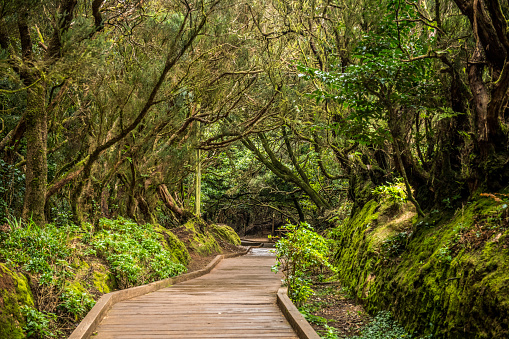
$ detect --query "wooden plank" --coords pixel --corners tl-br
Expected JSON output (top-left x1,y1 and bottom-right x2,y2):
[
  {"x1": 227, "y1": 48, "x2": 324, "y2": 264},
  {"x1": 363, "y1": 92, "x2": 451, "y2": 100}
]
[
  {"x1": 93, "y1": 250, "x2": 298, "y2": 338},
  {"x1": 70, "y1": 251, "x2": 241, "y2": 339},
  {"x1": 94, "y1": 333, "x2": 298, "y2": 339}
]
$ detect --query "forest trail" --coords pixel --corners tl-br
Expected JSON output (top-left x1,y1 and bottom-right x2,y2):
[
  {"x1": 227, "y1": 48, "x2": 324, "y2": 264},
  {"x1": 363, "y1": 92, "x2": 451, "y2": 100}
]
[{"x1": 92, "y1": 248, "x2": 298, "y2": 338}]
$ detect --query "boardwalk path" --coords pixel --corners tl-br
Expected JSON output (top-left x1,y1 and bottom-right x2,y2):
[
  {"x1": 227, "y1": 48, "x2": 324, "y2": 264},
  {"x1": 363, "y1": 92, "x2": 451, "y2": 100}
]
[{"x1": 93, "y1": 248, "x2": 298, "y2": 338}]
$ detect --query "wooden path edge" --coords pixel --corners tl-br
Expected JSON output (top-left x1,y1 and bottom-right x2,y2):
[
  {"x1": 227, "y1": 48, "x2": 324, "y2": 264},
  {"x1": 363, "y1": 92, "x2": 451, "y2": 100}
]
[
  {"x1": 277, "y1": 287, "x2": 321, "y2": 339},
  {"x1": 69, "y1": 248, "x2": 251, "y2": 339}
]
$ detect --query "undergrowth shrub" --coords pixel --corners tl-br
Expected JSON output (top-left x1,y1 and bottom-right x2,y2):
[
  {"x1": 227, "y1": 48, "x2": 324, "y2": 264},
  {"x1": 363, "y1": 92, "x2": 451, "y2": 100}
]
[
  {"x1": 381, "y1": 230, "x2": 413, "y2": 259},
  {"x1": 20, "y1": 306, "x2": 60, "y2": 339},
  {"x1": 0, "y1": 216, "x2": 188, "y2": 337},
  {"x1": 272, "y1": 222, "x2": 335, "y2": 307},
  {"x1": 58, "y1": 288, "x2": 96, "y2": 321},
  {"x1": 348, "y1": 311, "x2": 408, "y2": 338},
  {"x1": 0, "y1": 220, "x2": 95, "y2": 335},
  {"x1": 91, "y1": 217, "x2": 186, "y2": 288},
  {"x1": 0, "y1": 220, "x2": 75, "y2": 283},
  {"x1": 347, "y1": 311, "x2": 432, "y2": 339},
  {"x1": 372, "y1": 178, "x2": 407, "y2": 206}
]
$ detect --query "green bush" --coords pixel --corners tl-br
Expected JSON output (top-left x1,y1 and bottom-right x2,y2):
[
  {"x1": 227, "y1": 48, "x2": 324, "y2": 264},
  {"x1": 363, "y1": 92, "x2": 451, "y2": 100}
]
[
  {"x1": 372, "y1": 179, "x2": 407, "y2": 206},
  {"x1": 92, "y1": 217, "x2": 186, "y2": 288},
  {"x1": 0, "y1": 220, "x2": 75, "y2": 286},
  {"x1": 346, "y1": 311, "x2": 433, "y2": 339},
  {"x1": 58, "y1": 288, "x2": 96, "y2": 321},
  {"x1": 0, "y1": 220, "x2": 96, "y2": 331},
  {"x1": 347, "y1": 311, "x2": 411, "y2": 339},
  {"x1": 381, "y1": 230, "x2": 412, "y2": 258},
  {"x1": 272, "y1": 222, "x2": 335, "y2": 307},
  {"x1": 0, "y1": 217, "x2": 188, "y2": 337},
  {"x1": 20, "y1": 306, "x2": 59, "y2": 339}
]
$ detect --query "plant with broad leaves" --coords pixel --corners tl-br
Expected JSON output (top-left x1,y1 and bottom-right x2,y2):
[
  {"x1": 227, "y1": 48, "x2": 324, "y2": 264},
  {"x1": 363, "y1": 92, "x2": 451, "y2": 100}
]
[
  {"x1": 58, "y1": 288, "x2": 96, "y2": 321},
  {"x1": 272, "y1": 222, "x2": 335, "y2": 307},
  {"x1": 20, "y1": 306, "x2": 60, "y2": 339},
  {"x1": 91, "y1": 217, "x2": 186, "y2": 288}
]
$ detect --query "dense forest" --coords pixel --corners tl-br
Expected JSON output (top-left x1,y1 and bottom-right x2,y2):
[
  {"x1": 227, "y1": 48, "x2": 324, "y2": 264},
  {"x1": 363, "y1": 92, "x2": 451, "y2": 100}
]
[
  {"x1": 1, "y1": 0, "x2": 508, "y2": 228},
  {"x1": 1, "y1": 0, "x2": 509, "y2": 338}
]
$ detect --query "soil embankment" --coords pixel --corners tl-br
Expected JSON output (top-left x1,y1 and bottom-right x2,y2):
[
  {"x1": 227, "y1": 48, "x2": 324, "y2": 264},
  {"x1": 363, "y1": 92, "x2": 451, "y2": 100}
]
[{"x1": 332, "y1": 196, "x2": 509, "y2": 338}]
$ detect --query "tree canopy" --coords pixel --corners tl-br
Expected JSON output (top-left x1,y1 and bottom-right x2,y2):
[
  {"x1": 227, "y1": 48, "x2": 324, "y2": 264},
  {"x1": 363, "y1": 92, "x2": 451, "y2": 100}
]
[{"x1": 1, "y1": 0, "x2": 508, "y2": 228}]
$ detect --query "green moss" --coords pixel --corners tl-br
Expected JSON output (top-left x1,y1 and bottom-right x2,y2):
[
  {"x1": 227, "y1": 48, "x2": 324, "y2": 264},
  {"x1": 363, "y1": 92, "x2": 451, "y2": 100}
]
[
  {"x1": 65, "y1": 280, "x2": 87, "y2": 294},
  {"x1": 333, "y1": 197, "x2": 509, "y2": 338},
  {"x1": 191, "y1": 231, "x2": 222, "y2": 256},
  {"x1": 184, "y1": 220, "x2": 222, "y2": 256},
  {"x1": 65, "y1": 259, "x2": 91, "y2": 293},
  {"x1": 92, "y1": 264, "x2": 116, "y2": 294},
  {"x1": 209, "y1": 224, "x2": 241, "y2": 246},
  {"x1": 0, "y1": 263, "x2": 35, "y2": 339},
  {"x1": 154, "y1": 225, "x2": 191, "y2": 265},
  {"x1": 184, "y1": 220, "x2": 198, "y2": 233},
  {"x1": 165, "y1": 219, "x2": 240, "y2": 259},
  {"x1": 75, "y1": 260, "x2": 90, "y2": 272},
  {"x1": 67, "y1": 258, "x2": 116, "y2": 295}
]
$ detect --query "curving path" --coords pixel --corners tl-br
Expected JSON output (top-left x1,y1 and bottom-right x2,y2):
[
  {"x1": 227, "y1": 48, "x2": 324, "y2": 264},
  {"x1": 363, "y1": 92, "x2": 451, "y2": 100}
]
[{"x1": 92, "y1": 248, "x2": 298, "y2": 338}]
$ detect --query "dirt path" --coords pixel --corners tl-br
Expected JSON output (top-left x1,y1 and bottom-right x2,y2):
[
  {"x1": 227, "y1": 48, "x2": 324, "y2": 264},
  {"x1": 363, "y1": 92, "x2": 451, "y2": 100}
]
[{"x1": 92, "y1": 249, "x2": 298, "y2": 338}]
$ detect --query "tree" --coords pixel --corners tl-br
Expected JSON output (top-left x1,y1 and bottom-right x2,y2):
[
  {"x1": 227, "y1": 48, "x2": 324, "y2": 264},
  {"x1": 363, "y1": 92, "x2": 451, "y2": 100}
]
[
  {"x1": 452, "y1": 0, "x2": 509, "y2": 187},
  {"x1": 292, "y1": 0, "x2": 509, "y2": 213},
  {"x1": 1, "y1": 0, "x2": 238, "y2": 225},
  {"x1": 0, "y1": 0, "x2": 89, "y2": 224}
]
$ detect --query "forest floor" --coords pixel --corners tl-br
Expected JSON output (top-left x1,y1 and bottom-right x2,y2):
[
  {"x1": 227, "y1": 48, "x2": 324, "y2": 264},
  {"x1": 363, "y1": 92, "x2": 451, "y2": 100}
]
[{"x1": 302, "y1": 280, "x2": 371, "y2": 338}]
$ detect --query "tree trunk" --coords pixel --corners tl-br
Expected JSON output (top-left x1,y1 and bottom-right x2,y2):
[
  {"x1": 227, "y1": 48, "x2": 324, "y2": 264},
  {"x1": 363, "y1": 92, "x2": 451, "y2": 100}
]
[
  {"x1": 101, "y1": 186, "x2": 110, "y2": 218},
  {"x1": 453, "y1": 0, "x2": 509, "y2": 189},
  {"x1": 292, "y1": 196, "x2": 305, "y2": 222},
  {"x1": 127, "y1": 161, "x2": 136, "y2": 219},
  {"x1": 392, "y1": 136, "x2": 424, "y2": 217},
  {"x1": 157, "y1": 184, "x2": 193, "y2": 222},
  {"x1": 22, "y1": 81, "x2": 47, "y2": 225}
]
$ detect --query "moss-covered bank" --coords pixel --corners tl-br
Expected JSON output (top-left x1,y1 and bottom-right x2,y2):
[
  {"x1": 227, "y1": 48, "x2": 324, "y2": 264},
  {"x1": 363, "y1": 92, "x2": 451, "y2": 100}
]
[
  {"x1": 0, "y1": 264, "x2": 34, "y2": 339},
  {"x1": 333, "y1": 196, "x2": 509, "y2": 338},
  {"x1": 209, "y1": 223, "x2": 241, "y2": 246},
  {"x1": 174, "y1": 219, "x2": 241, "y2": 256}
]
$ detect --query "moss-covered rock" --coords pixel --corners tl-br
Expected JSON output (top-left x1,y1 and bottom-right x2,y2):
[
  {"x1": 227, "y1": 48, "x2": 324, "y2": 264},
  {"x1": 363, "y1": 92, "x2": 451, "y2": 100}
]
[
  {"x1": 209, "y1": 223, "x2": 241, "y2": 246},
  {"x1": 92, "y1": 263, "x2": 116, "y2": 294},
  {"x1": 0, "y1": 263, "x2": 34, "y2": 339},
  {"x1": 333, "y1": 196, "x2": 509, "y2": 338},
  {"x1": 184, "y1": 219, "x2": 222, "y2": 255},
  {"x1": 154, "y1": 225, "x2": 191, "y2": 265},
  {"x1": 69, "y1": 258, "x2": 116, "y2": 295},
  {"x1": 156, "y1": 219, "x2": 241, "y2": 260}
]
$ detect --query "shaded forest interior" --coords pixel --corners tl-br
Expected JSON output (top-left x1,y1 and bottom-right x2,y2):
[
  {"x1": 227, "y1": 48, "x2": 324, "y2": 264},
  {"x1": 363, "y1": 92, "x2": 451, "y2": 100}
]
[{"x1": 1, "y1": 0, "x2": 509, "y2": 231}]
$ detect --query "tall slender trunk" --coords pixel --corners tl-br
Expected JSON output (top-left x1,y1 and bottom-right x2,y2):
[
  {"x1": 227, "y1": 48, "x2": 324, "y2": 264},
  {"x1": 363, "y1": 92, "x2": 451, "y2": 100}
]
[
  {"x1": 22, "y1": 81, "x2": 48, "y2": 225},
  {"x1": 127, "y1": 161, "x2": 137, "y2": 219},
  {"x1": 292, "y1": 196, "x2": 305, "y2": 222}
]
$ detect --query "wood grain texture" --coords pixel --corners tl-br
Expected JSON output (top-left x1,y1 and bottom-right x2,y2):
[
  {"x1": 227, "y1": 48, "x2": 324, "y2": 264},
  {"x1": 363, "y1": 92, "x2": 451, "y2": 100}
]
[{"x1": 93, "y1": 251, "x2": 298, "y2": 338}]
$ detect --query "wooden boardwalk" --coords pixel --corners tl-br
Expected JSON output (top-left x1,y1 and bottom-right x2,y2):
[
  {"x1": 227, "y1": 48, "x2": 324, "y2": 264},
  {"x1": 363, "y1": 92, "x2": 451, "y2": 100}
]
[{"x1": 93, "y1": 248, "x2": 298, "y2": 338}]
